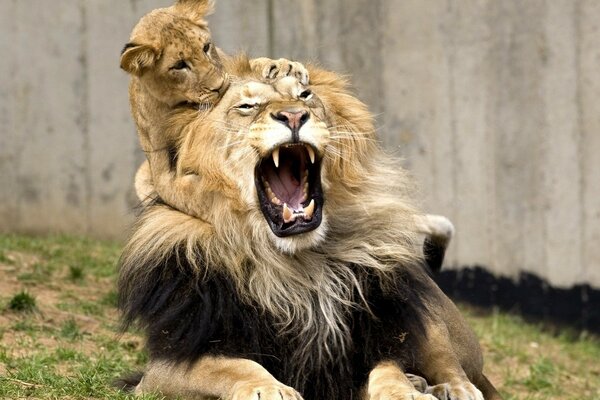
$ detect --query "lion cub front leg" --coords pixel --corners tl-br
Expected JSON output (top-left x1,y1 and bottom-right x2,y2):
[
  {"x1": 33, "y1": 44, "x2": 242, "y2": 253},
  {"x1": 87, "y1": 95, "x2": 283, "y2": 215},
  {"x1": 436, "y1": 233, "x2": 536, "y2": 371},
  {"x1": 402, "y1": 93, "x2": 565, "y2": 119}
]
[
  {"x1": 137, "y1": 356, "x2": 303, "y2": 400},
  {"x1": 366, "y1": 361, "x2": 436, "y2": 400},
  {"x1": 250, "y1": 57, "x2": 309, "y2": 85}
]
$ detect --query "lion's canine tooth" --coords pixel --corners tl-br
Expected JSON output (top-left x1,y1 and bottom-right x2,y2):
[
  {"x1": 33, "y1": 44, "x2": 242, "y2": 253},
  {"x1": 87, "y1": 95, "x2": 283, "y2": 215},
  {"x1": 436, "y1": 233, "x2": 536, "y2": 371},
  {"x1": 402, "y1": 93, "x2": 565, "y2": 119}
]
[
  {"x1": 306, "y1": 145, "x2": 315, "y2": 164},
  {"x1": 272, "y1": 148, "x2": 280, "y2": 168},
  {"x1": 303, "y1": 199, "x2": 315, "y2": 219},
  {"x1": 283, "y1": 203, "x2": 294, "y2": 222}
]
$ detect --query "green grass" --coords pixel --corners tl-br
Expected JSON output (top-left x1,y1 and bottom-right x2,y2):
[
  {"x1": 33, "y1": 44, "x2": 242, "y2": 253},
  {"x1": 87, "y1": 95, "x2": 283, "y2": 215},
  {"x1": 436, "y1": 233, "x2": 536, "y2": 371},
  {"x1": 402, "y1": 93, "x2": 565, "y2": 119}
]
[
  {"x1": 8, "y1": 291, "x2": 36, "y2": 312},
  {"x1": 0, "y1": 233, "x2": 599, "y2": 399},
  {"x1": 69, "y1": 264, "x2": 85, "y2": 281},
  {"x1": 0, "y1": 233, "x2": 121, "y2": 279},
  {"x1": 60, "y1": 318, "x2": 83, "y2": 341},
  {"x1": 0, "y1": 249, "x2": 13, "y2": 265}
]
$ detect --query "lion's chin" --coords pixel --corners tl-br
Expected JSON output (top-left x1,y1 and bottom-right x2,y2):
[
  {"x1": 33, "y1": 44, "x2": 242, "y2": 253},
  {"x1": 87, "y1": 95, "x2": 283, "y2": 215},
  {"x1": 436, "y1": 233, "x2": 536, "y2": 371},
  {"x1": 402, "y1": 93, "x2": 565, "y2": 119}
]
[
  {"x1": 268, "y1": 214, "x2": 328, "y2": 254},
  {"x1": 255, "y1": 142, "x2": 324, "y2": 238}
]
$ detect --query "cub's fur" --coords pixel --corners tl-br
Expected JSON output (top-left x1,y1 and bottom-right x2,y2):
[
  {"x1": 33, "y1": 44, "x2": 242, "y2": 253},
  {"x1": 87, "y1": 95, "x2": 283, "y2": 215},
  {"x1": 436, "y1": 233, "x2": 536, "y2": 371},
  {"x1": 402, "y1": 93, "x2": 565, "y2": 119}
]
[
  {"x1": 119, "y1": 60, "x2": 501, "y2": 400},
  {"x1": 120, "y1": 0, "x2": 308, "y2": 219}
]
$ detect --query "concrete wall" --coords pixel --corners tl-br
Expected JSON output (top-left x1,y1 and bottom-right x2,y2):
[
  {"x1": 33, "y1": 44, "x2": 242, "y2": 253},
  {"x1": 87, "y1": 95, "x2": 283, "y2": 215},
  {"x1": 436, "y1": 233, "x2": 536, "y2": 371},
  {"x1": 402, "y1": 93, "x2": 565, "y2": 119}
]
[{"x1": 1, "y1": 0, "x2": 598, "y2": 288}]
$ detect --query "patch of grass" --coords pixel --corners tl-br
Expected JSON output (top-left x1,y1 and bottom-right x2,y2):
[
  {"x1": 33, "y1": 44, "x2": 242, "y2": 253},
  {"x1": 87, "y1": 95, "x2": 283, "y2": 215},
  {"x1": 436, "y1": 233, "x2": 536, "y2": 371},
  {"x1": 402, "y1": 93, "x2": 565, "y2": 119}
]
[
  {"x1": 8, "y1": 291, "x2": 36, "y2": 312},
  {"x1": 58, "y1": 299, "x2": 104, "y2": 316},
  {"x1": 0, "y1": 350, "x2": 165, "y2": 399},
  {"x1": 60, "y1": 319, "x2": 82, "y2": 341},
  {"x1": 54, "y1": 347, "x2": 86, "y2": 362},
  {"x1": 0, "y1": 233, "x2": 121, "y2": 279},
  {"x1": 101, "y1": 289, "x2": 119, "y2": 307},
  {"x1": 0, "y1": 250, "x2": 13, "y2": 265},
  {"x1": 523, "y1": 358, "x2": 556, "y2": 392},
  {"x1": 17, "y1": 261, "x2": 53, "y2": 283},
  {"x1": 12, "y1": 320, "x2": 38, "y2": 333},
  {"x1": 68, "y1": 264, "x2": 85, "y2": 281}
]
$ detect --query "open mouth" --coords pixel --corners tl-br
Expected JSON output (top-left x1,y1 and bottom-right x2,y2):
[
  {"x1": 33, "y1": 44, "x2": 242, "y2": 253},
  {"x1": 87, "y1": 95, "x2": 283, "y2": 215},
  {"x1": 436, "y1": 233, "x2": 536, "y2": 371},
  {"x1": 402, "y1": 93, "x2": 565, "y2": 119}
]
[{"x1": 255, "y1": 143, "x2": 323, "y2": 237}]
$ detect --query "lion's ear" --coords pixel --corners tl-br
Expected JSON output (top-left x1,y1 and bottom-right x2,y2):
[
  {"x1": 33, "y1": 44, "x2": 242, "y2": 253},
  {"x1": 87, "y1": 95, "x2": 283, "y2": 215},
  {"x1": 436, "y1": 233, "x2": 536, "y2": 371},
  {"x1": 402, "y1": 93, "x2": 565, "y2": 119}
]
[
  {"x1": 120, "y1": 43, "x2": 157, "y2": 76},
  {"x1": 174, "y1": 0, "x2": 215, "y2": 23}
]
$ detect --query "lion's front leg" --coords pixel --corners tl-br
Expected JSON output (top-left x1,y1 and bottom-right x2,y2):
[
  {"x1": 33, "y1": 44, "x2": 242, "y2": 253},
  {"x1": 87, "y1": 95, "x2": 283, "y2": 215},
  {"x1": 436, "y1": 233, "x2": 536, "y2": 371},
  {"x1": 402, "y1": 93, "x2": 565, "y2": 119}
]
[
  {"x1": 136, "y1": 356, "x2": 303, "y2": 400},
  {"x1": 366, "y1": 361, "x2": 437, "y2": 400},
  {"x1": 416, "y1": 322, "x2": 485, "y2": 400}
]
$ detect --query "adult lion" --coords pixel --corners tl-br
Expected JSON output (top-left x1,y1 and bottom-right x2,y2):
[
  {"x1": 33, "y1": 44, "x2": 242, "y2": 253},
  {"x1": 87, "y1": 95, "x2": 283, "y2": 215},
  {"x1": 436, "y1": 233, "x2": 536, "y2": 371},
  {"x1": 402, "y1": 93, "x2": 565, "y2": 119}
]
[{"x1": 118, "y1": 59, "x2": 501, "y2": 400}]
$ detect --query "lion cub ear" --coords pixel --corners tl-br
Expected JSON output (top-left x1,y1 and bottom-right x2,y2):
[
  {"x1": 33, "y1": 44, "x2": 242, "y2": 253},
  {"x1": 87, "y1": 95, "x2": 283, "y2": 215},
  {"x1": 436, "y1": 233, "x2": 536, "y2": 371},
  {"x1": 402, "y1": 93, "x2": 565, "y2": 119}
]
[
  {"x1": 120, "y1": 43, "x2": 157, "y2": 76},
  {"x1": 174, "y1": 0, "x2": 215, "y2": 23}
]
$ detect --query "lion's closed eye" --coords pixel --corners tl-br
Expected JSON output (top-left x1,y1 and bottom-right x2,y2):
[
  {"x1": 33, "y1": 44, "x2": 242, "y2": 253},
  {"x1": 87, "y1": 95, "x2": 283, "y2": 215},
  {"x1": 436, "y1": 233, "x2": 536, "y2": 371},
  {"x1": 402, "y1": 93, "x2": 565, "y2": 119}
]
[
  {"x1": 235, "y1": 103, "x2": 260, "y2": 115},
  {"x1": 170, "y1": 60, "x2": 190, "y2": 70}
]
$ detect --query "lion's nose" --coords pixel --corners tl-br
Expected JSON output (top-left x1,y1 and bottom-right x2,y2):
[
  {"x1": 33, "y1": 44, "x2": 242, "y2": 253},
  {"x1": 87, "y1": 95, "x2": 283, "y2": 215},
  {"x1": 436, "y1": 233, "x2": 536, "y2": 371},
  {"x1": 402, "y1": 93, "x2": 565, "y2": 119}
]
[{"x1": 271, "y1": 109, "x2": 310, "y2": 141}]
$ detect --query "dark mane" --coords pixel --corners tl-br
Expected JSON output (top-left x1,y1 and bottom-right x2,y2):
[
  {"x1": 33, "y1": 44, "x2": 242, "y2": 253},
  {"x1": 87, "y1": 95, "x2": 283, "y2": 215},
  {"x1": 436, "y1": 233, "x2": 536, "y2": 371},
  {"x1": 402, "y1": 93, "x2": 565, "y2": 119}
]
[{"x1": 118, "y1": 226, "x2": 434, "y2": 400}]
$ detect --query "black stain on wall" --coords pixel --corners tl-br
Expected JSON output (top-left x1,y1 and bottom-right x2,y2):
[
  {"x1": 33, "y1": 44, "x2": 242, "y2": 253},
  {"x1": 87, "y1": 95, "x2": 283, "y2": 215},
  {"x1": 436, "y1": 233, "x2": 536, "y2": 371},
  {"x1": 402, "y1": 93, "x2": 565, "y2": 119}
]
[{"x1": 436, "y1": 266, "x2": 600, "y2": 333}]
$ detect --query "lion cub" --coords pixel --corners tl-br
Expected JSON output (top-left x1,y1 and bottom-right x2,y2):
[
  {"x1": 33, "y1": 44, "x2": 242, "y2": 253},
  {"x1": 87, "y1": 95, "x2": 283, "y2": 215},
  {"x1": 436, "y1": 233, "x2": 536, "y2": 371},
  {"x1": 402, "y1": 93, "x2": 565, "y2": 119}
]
[{"x1": 120, "y1": 0, "x2": 308, "y2": 217}]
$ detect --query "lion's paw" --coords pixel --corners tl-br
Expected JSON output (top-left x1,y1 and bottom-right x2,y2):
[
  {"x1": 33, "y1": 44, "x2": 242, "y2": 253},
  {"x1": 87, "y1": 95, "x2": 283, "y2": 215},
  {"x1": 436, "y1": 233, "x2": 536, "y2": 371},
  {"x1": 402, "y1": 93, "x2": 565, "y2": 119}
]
[
  {"x1": 252, "y1": 57, "x2": 309, "y2": 85},
  {"x1": 425, "y1": 380, "x2": 483, "y2": 400},
  {"x1": 371, "y1": 391, "x2": 437, "y2": 400},
  {"x1": 231, "y1": 381, "x2": 303, "y2": 400}
]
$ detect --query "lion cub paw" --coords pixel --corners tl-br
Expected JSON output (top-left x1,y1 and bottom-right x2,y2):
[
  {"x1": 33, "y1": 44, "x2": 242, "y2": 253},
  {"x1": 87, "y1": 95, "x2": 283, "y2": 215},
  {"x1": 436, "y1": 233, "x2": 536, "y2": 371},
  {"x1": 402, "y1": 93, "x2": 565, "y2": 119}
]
[
  {"x1": 426, "y1": 380, "x2": 483, "y2": 400},
  {"x1": 251, "y1": 57, "x2": 309, "y2": 85},
  {"x1": 231, "y1": 381, "x2": 303, "y2": 400}
]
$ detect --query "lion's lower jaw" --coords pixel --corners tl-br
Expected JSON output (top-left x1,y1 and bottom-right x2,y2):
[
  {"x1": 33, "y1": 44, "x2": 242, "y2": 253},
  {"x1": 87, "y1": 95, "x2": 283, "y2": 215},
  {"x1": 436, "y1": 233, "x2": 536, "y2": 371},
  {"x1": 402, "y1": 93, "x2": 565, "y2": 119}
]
[{"x1": 269, "y1": 215, "x2": 329, "y2": 254}]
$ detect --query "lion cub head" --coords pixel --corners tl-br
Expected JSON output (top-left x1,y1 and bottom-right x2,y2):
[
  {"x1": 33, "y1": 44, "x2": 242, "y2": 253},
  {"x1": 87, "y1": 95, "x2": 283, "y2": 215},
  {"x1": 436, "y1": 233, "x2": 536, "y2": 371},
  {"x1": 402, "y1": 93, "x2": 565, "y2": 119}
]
[{"x1": 120, "y1": 0, "x2": 227, "y2": 108}]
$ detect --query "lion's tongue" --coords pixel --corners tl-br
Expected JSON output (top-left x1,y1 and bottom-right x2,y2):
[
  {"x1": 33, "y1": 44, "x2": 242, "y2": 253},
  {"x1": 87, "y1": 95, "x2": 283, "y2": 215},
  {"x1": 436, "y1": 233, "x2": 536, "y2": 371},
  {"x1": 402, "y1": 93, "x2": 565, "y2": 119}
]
[{"x1": 266, "y1": 161, "x2": 304, "y2": 210}]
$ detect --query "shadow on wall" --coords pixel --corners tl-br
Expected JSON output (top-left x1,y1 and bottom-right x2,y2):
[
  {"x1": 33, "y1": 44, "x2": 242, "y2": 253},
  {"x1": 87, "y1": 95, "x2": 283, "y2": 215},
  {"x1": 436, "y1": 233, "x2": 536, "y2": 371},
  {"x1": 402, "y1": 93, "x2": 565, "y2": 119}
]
[{"x1": 436, "y1": 267, "x2": 600, "y2": 334}]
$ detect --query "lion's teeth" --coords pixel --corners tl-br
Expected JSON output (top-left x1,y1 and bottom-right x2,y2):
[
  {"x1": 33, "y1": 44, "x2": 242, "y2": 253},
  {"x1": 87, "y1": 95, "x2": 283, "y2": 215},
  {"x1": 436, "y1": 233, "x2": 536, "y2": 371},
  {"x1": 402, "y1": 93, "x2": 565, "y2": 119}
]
[
  {"x1": 272, "y1": 148, "x2": 280, "y2": 168},
  {"x1": 303, "y1": 199, "x2": 315, "y2": 219},
  {"x1": 271, "y1": 196, "x2": 282, "y2": 205},
  {"x1": 306, "y1": 145, "x2": 315, "y2": 164},
  {"x1": 283, "y1": 203, "x2": 294, "y2": 223}
]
